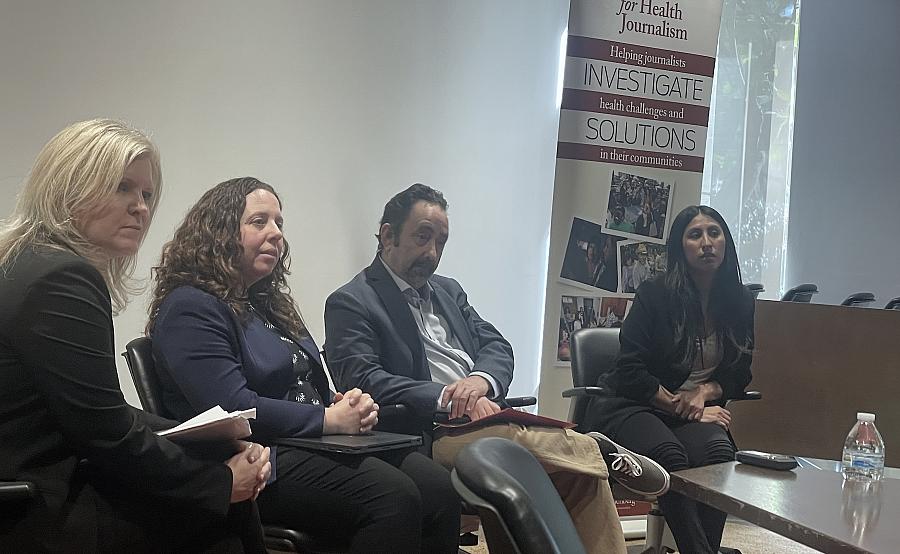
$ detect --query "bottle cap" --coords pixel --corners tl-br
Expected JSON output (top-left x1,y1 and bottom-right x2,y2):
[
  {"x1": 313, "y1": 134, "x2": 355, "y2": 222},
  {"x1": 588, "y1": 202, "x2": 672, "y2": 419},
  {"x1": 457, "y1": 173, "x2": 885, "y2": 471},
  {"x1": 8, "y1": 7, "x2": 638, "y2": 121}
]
[{"x1": 857, "y1": 412, "x2": 875, "y2": 422}]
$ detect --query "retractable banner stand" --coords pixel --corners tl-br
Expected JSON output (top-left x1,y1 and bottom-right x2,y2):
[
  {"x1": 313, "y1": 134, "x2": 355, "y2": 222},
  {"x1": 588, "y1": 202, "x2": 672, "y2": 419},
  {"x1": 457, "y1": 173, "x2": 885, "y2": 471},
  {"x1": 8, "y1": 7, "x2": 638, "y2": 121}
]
[
  {"x1": 539, "y1": 0, "x2": 723, "y2": 408},
  {"x1": 539, "y1": 0, "x2": 724, "y2": 529}
]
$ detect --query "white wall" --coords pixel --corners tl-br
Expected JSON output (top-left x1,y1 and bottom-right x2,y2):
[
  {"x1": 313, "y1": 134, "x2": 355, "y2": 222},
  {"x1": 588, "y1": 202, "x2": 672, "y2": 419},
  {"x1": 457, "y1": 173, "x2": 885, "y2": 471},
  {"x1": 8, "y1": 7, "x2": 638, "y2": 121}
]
[
  {"x1": 786, "y1": 0, "x2": 900, "y2": 305},
  {"x1": 0, "y1": 0, "x2": 570, "y2": 405}
]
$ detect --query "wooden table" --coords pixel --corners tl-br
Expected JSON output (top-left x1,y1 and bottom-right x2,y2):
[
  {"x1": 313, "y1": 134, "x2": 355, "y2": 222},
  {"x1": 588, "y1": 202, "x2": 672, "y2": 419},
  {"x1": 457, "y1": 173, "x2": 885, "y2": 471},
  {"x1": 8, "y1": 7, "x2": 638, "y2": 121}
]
[{"x1": 670, "y1": 459, "x2": 900, "y2": 553}]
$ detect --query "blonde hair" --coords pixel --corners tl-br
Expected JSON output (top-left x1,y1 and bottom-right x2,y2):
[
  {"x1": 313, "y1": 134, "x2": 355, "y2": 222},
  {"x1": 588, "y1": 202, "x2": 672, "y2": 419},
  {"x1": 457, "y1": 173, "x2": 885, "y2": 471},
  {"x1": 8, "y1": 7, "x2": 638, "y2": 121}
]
[{"x1": 0, "y1": 119, "x2": 162, "y2": 312}]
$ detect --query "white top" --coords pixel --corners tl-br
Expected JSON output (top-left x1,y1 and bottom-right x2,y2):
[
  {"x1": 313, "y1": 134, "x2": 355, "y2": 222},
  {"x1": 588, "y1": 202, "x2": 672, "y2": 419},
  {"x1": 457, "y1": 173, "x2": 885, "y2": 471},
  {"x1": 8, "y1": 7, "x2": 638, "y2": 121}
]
[
  {"x1": 677, "y1": 333, "x2": 722, "y2": 392},
  {"x1": 857, "y1": 412, "x2": 876, "y2": 422},
  {"x1": 381, "y1": 258, "x2": 500, "y2": 410}
]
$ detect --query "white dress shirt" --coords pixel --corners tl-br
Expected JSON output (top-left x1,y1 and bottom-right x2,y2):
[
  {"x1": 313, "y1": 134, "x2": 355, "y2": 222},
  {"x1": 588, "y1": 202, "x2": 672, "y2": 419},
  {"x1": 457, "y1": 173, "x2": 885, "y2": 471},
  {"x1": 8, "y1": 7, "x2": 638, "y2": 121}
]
[{"x1": 381, "y1": 258, "x2": 500, "y2": 410}]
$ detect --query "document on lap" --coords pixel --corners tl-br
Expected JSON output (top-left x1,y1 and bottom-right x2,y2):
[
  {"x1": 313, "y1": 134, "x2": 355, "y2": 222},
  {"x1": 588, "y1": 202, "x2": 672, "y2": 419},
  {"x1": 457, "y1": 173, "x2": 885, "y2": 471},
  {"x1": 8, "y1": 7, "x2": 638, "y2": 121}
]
[
  {"x1": 157, "y1": 405, "x2": 257, "y2": 443},
  {"x1": 437, "y1": 408, "x2": 576, "y2": 430}
]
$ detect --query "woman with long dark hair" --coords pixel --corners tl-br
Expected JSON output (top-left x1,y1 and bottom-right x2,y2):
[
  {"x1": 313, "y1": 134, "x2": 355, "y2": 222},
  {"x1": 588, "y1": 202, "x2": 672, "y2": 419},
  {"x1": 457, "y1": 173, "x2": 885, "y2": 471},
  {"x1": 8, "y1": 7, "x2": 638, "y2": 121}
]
[
  {"x1": 147, "y1": 177, "x2": 460, "y2": 553},
  {"x1": 585, "y1": 205, "x2": 754, "y2": 554}
]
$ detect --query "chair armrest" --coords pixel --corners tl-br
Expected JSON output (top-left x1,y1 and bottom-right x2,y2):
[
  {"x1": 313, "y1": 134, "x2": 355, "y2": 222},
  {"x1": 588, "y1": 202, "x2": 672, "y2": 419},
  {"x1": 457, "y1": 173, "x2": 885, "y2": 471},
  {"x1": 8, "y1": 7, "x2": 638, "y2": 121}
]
[
  {"x1": 377, "y1": 404, "x2": 408, "y2": 419},
  {"x1": 561, "y1": 386, "x2": 609, "y2": 398},
  {"x1": 505, "y1": 396, "x2": 537, "y2": 408},
  {"x1": 728, "y1": 390, "x2": 762, "y2": 403},
  {"x1": 0, "y1": 481, "x2": 35, "y2": 501},
  {"x1": 434, "y1": 412, "x2": 471, "y2": 425},
  {"x1": 380, "y1": 397, "x2": 534, "y2": 427}
]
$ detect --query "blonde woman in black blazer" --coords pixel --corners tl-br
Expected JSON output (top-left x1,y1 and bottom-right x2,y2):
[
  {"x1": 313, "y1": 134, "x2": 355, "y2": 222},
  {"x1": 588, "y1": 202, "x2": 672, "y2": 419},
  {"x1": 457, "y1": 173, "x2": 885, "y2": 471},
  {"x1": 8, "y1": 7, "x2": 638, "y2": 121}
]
[{"x1": 0, "y1": 120, "x2": 269, "y2": 552}]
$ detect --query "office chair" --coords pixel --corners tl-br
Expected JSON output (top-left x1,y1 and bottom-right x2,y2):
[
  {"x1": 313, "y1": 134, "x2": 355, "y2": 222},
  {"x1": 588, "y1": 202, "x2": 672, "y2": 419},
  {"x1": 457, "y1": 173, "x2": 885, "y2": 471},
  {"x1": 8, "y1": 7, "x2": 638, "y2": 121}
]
[
  {"x1": 564, "y1": 327, "x2": 760, "y2": 554},
  {"x1": 122, "y1": 337, "x2": 347, "y2": 553},
  {"x1": 885, "y1": 297, "x2": 900, "y2": 310},
  {"x1": 0, "y1": 481, "x2": 35, "y2": 502},
  {"x1": 780, "y1": 283, "x2": 818, "y2": 302},
  {"x1": 375, "y1": 388, "x2": 537, "y2": 548},
  {"x1": 745, "y1": 283, "x2": 764, "y2": 299},
  {"x1": 840, "y1": 292, "x2": 876, "y2": 307},
  {"x1": 0, "y1": 480, "x2": 35, "y2": 543},
  {"x1": 451, "y1": 437, "x2": 587, "y2": 554}
]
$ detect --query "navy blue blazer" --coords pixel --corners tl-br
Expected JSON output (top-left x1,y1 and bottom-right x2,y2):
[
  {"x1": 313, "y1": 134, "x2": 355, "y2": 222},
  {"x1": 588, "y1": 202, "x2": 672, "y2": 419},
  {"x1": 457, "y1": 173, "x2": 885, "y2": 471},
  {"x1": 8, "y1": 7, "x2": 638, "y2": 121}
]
[
  {"x1": 324, "y1": 256, "x2": 514, "y2": 423},
  {"x1": 152, "y1": 286, "x2": 331, "y2": 443}
]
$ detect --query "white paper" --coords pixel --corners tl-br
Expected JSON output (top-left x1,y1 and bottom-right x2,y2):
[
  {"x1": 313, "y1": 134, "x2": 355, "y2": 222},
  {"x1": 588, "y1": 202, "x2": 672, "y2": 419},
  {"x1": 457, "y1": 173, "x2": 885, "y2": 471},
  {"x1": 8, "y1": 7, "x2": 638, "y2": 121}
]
[{"x1": 158, "y1": 405, "x2": 256, "y2": 438}]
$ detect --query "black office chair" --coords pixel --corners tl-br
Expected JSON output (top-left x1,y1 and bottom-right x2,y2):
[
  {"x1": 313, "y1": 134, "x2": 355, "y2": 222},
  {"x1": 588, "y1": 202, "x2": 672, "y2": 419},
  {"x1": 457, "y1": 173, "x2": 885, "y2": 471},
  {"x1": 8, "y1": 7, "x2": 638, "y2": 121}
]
[
  {"x1": 885, "y1": 297, "x2": 900, "y2": 310},
  {"x1": 0, "y1": 480, "x2": 35, "y2": 542},
  {"x1": 840, "y1": 292, "x2": 876, "y2": 307},
  {"x1": 451, "y1": 437, "x2": 587, "y2": 554},
  {"x1": 122, "y1": 337, "x2": 347, "y2": 553},
  {"x1": 564, "y1": 327, "x2": 760, "y2": 554},
  {"x1": 780, "y1": 283, "x2": 818, "y2": 302},
  {"x1": 0, "y1": 481, "x2": 35, "y2": 502},
  {"x1": 375, "y1": 388, "x2": 537, "y2": 548},
  {"x1": 745, "y1": 283, "x2": 764, "y2": 299}
]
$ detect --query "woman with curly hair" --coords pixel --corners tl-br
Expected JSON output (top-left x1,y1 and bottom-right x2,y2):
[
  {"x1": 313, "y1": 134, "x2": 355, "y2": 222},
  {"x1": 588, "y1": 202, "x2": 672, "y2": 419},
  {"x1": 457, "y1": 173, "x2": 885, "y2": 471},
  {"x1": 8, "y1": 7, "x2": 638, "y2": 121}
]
[
  {"x1": 147, "y1": 177, "x2": 460, "y2": 554},
  {"x1": 0, "y1": 120, "x2": 269, "y2": 553}
]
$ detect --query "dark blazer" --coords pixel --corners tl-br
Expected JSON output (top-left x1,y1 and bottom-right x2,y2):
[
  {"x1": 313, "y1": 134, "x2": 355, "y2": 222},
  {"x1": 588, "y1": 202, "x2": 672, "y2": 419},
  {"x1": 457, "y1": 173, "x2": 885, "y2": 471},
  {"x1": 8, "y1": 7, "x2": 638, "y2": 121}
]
[
  {"x1": 324, "y1": 256, "x2": 514, "y2": 424},
  {"x1": 585, "y1": 278, "x2": 754, "y2": 437},
  {"x1": 0, "y1": 247, "x2": 232, "y2": 551},
  {"x1": 152, "y1": 286, "x2": 331, "y2": 445}
]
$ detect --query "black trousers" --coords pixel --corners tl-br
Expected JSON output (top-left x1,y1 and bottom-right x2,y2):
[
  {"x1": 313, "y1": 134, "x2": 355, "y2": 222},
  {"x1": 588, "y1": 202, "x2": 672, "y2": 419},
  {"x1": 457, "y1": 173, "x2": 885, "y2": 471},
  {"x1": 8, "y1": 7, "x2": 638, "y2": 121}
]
[
  {"x1": 256, "y1": 446, "x2": 461, "y2": 554},
  {"x1": 72, "y1": 478, "x2": 264, "y2": 553},
  {"x1": 613, "y1": 411, "x2": 735, "y2": 554},
  {"x1": 95, "y1": 493, "x2": 265, "y2": 553}
]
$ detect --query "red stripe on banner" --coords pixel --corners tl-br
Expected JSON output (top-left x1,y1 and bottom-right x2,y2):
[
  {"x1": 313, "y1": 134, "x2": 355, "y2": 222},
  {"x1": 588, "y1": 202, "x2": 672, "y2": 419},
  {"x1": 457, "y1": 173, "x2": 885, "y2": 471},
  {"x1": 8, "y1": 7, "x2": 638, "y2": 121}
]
[
  {"x1": 567, "y1": 35, "x2": 715, "y2": 77},
  {"x1": 561, "y1": 89, "x2": 710, "y2": 126},
  {"x1": 556, "y1": 142, "x2": 704, "y2": 173}
]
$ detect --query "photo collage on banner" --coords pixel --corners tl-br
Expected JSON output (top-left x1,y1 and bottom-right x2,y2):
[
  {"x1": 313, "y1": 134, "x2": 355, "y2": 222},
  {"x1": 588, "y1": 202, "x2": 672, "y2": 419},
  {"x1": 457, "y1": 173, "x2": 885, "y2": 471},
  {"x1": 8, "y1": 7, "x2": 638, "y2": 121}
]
[
  {"x1": 543, "y1": 0, "x2": 724, "y2": 366},
  {"x1": 557, "y1": 294, "x2": 632, "y2": 362}
]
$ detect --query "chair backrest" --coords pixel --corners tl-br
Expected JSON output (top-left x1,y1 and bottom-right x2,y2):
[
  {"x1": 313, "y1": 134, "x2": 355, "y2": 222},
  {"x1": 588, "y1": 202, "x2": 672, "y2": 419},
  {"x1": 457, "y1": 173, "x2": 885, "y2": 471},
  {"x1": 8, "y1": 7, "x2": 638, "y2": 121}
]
[
  {"x1": 569, "y1": 327, "x2": 620, "y2": 427},
  {"x1": 122, "y1": 337, "x2": 170, "y2": 418},
  {"x1": 451, "y1": 437, "x2": 586, "y2": 554},
  {"x1": 780, "y1": 283, "x2": 818, "y2": 302},
  {"x1": 841, "y1": 292, "x2": 876, "y2": 307},
  {"x1": 746, "y1": 283, "x2": 764, "y2": 299}
]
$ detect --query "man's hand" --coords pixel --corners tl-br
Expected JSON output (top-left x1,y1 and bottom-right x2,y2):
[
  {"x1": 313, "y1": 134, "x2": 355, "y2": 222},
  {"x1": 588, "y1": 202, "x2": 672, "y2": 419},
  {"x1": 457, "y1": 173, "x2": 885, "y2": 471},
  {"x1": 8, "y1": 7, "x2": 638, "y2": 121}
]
[
  {"x1": 441, "y1": 375, "x2": 490, "y2": 420},
  {"x1": 467, "y1": 396, "x2": 501, "y2": 422},
  {"x1": 699, "y1": 406, "x2": 731, "y2": 429}
]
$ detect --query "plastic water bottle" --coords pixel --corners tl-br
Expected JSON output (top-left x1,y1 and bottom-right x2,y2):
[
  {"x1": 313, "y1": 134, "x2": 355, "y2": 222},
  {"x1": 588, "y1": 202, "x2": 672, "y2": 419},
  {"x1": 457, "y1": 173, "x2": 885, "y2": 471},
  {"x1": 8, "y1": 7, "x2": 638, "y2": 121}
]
[{"x1": 841, "y1": 412, "x2": 885, "y2": 481}]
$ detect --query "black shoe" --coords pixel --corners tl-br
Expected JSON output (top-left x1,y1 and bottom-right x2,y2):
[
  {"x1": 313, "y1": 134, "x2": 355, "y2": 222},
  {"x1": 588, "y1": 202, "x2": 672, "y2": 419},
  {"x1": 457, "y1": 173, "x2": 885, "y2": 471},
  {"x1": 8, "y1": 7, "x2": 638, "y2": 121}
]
[{"x1": 587, "y1": 431, "x2": 670, "y2": 497}]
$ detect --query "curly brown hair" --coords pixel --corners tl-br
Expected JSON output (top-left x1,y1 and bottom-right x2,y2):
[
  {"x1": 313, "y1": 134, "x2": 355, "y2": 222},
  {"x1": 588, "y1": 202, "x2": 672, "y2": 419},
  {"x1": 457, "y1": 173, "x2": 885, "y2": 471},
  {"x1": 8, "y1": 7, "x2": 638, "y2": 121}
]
[{"x1": 147, "y1": 177, "x2": 308, "y2": 339}]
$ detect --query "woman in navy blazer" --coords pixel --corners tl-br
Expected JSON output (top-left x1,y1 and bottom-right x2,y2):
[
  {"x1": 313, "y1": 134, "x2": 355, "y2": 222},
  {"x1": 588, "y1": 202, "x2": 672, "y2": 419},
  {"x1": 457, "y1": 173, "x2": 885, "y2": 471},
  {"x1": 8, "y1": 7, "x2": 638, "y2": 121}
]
[{"x1": 148, "y1": 177, "x2": 460, "y2": 554}]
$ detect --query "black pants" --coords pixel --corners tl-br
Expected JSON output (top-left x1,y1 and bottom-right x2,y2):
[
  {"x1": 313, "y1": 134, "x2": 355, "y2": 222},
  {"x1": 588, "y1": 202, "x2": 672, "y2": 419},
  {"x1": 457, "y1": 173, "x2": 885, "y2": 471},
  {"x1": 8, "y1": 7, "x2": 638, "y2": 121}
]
[
  {"x1": 614, "y1": 411, "x2": 735, "y2": 554},
  {"x1": 256, "y1": 446, "x2": 460, "y2": 554},
  {"x1": 91, "y1": 479, "x2": 264, "y2": 553}
]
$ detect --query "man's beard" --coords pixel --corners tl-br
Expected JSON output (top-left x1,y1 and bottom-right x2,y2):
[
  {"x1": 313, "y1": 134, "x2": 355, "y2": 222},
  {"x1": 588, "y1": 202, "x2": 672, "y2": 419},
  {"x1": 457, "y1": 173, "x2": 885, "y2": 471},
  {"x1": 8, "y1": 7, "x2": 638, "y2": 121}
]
[{"x1": 408, "y1": 258, "x2": 438, "y2": 281}]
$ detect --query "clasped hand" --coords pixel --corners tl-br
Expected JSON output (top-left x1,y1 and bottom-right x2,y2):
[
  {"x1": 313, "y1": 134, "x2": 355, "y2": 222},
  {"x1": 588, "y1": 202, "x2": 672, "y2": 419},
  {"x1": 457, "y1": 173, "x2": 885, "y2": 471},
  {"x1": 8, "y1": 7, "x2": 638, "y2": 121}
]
[
  {"x1": 226, "y1": 441, "x2": 271, "y2": 503},
  {"x1": 323, "y1": 388, "x2": 379, "y2": 435},
  {"x1": 440, "y1": 376, "x2": 502, "y2": 421},
  {"x1": 672, "y1": 387, "x2": 707, "y2": 421},
  {"x1": 652, "y1": 385, "x2": 731, "y2": 429},
  {"x1": 441, "y1": 375, "x2": 492, "y2": 420}
]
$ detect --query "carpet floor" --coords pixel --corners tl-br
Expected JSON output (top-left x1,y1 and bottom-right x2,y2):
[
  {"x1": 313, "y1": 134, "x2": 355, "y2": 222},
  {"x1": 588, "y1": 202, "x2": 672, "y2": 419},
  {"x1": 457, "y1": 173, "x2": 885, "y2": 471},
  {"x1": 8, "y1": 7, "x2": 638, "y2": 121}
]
[{"x1": 460, "y1": 518, "x2": 820, "y2": 554}]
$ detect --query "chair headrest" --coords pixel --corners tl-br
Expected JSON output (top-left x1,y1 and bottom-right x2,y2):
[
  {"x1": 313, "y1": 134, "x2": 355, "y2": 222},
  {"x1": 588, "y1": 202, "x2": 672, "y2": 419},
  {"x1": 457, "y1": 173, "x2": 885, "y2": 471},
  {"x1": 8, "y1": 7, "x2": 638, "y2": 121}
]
[{"x1": 454, "y1": 437, "x2": 586, "y2": 554}]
